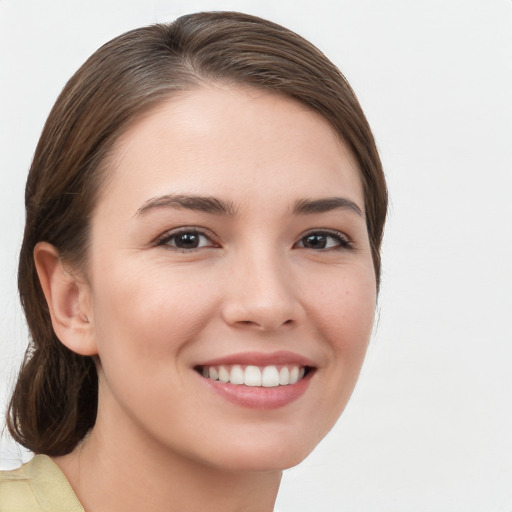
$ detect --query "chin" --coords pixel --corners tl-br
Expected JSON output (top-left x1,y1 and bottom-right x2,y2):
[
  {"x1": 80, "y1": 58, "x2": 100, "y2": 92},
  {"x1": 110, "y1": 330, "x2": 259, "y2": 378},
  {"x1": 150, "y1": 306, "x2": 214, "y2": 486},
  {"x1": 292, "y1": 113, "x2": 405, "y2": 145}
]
[
  {"x1": 208, "y1": 450, "x2": 311, "y2": 473},
  {"x1": 194, "y1": 429, "x2": 324, "y2": 473}
]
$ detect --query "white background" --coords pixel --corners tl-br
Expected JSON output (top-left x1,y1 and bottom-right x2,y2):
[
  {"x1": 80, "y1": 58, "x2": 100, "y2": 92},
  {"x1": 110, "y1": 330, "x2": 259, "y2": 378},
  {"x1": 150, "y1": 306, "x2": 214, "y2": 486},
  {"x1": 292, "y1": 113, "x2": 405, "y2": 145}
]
[{"x1": 1, "y1": 1, "x2": 511, "y2": 511}]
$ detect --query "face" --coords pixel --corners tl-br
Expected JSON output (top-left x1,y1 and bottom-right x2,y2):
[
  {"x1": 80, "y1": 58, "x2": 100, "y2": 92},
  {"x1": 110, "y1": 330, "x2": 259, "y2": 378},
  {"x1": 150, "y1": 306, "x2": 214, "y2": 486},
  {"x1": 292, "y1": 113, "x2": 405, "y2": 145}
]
[{"x1": 83, "y1": 84, "x2": 376, "y2": 471}]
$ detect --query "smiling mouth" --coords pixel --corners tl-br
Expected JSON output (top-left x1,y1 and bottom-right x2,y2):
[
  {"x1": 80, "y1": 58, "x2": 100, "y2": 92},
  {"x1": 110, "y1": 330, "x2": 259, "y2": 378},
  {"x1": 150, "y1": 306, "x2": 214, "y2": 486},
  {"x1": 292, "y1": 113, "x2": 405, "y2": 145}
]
[{"x1": 195, "y1": 364, "x2": 313, "y2": 387}]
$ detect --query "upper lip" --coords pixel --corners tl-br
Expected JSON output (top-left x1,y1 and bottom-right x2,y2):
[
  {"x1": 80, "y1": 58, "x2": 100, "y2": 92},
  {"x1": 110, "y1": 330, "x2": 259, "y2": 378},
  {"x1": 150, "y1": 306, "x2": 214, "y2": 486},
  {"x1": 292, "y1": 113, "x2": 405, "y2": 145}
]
[{"x1": 195, "y1": 350, "x2": 316, "y2": 368}]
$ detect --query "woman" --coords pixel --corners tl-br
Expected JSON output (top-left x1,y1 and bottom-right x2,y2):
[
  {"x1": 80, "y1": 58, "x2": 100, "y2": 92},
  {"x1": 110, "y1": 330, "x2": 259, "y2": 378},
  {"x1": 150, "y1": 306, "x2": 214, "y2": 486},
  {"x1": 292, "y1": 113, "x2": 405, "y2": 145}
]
[{"x1": 0, "y1": 11, "x2": 387, "y2": 511}]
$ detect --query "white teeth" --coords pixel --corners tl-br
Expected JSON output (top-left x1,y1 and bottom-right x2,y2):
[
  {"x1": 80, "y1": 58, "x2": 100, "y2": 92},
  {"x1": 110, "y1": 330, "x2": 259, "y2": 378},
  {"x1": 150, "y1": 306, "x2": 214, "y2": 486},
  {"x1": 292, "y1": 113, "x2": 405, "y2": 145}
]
[
  {"x1": 230, "y1": 365, "x2": 244, "y2": 385},
  {"x1": 244, "y1": 366, "x2": 262, "y2": 386},
  {"x1": 262, "y1": 366, "x2": 280, "y2": 387},
  {"x1": 201, "y1": 364, "x2": 308, "y2": 387},
  {"x1": 279, "y1": 367, "x2": 290, "y2": 385},
  {"x1": 218, "y1": 365, "x2": 230, "y2": 383},
  {"x1": 289, "y1": 366, "x2": 299, "y2": 384}
]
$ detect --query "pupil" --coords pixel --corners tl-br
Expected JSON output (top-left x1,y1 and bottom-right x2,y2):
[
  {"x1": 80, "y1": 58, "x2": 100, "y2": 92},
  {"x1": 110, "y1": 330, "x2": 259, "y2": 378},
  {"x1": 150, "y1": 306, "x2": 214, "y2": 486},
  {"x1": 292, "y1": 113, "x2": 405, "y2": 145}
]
[
  {"x1": 304, "y1": 234, "x2": 326, "y2": 249},
  {"x1": 176, "y1": 233, "x2": 199, "y2": 248}
]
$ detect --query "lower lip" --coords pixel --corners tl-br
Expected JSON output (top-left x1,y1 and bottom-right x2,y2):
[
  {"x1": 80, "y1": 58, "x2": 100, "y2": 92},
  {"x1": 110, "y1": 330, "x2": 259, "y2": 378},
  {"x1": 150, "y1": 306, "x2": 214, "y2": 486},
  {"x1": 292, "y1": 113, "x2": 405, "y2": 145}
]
[{"x1": 198, "y1": 371, "x2": 313, "y2": 409}]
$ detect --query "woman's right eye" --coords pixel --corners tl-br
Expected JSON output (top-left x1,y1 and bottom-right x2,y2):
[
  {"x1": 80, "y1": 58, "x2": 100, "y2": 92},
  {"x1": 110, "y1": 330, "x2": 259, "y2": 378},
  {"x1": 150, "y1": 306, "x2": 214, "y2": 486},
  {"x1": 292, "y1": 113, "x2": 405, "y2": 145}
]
[{"x1": 157, "y1": 230, "x2": 217, "y2": 250}]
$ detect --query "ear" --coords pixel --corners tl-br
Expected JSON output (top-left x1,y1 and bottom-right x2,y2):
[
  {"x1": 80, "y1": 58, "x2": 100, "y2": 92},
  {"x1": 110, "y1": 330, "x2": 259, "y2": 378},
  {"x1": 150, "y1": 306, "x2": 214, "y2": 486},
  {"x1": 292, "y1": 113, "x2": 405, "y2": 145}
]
[{"x1": 34, "y1": 241, "x2": 98, "y2": 356}]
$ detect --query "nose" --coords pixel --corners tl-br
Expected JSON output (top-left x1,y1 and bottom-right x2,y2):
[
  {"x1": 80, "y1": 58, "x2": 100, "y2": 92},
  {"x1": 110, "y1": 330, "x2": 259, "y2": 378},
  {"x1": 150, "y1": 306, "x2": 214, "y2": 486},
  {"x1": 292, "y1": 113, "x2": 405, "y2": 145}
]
[{"x1": 221, "y1": 251, "x2": 304, "y2": 332}]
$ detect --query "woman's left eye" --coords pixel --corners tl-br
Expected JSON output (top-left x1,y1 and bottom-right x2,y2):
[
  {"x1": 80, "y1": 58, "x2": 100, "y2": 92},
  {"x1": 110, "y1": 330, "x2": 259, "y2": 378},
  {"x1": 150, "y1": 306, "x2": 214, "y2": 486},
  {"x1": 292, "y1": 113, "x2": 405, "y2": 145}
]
[
  {"x1": 158, "y1": 230, "x2": 216, "y2": 250},
  {"x1": 295, "y1": 231, "x2": 352, "y2": 251}
]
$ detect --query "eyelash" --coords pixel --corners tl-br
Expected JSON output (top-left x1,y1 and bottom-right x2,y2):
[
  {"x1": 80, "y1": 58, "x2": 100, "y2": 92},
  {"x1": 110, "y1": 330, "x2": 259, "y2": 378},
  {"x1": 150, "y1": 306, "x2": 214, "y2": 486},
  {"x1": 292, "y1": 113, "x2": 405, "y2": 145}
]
[
  {"x1": 155, "y1": 228, "x2": 354, "y2": 252},
  {"x1": 156, "y1": 227, "x2": 218, "y2": 252},
  {"x1": 294, "y1": 230, "x2": 353, "y2": 251}
]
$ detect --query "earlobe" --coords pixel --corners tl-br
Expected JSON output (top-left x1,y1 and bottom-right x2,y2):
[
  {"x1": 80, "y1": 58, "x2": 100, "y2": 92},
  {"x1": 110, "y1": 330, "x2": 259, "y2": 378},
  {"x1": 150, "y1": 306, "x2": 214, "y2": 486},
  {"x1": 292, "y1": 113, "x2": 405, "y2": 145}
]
[{"x1": 34, "y1": 241, "x2": 98, "y2": 356}]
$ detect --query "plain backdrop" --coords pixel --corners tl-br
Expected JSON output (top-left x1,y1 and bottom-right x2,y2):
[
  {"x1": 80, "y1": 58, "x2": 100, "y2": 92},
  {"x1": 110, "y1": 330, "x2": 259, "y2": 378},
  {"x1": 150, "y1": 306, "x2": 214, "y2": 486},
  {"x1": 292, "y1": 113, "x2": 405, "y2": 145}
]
[{"x1": 1, "y1": 1, "x2": 511, "y2": 511}]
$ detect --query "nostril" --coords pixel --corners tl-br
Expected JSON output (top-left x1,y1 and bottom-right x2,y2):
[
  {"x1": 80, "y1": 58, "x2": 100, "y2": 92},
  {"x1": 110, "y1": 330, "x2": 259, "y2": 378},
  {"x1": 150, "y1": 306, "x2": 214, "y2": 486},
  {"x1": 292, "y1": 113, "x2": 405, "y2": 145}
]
[{"x1": 234, "y1": 318, "x2": 294, "y2": 329}]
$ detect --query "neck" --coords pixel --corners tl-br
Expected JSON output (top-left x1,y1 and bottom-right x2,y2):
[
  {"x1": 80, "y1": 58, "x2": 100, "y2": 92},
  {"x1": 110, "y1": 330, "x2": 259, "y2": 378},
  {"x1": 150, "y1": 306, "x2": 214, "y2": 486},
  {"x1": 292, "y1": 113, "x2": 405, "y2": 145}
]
[{"x1": 53, "y1": 404, "x2": 282, "y2": 512}]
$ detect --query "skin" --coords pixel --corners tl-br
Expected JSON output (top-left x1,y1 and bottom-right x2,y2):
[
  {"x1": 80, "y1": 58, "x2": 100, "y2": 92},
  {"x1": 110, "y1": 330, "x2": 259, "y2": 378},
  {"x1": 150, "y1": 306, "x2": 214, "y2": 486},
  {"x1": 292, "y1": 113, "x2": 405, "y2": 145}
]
[{"x1": 36, "y1": 84, "x2": 376, "y2": 512}]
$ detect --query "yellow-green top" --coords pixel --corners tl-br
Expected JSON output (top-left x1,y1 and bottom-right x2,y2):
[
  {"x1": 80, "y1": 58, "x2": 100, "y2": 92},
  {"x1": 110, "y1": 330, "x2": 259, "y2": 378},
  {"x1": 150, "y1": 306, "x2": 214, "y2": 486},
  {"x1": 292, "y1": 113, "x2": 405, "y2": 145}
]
[{"x1": 0, "y1": 454, "x2": 83, "y2": 512}]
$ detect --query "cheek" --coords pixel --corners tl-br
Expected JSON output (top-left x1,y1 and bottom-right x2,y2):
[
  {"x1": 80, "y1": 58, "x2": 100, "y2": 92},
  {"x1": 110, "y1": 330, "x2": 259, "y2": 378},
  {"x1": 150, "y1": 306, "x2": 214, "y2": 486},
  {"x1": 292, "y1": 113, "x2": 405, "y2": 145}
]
[
  {"x1": 307, "y1": 263, "x2": 376, "y2": 352},
  {"x1": 305, "y1": 263, "x2": 376, "y2": 416},
  {"x1": 89, "y1": 261, "x2": 220, "y2": 365}
]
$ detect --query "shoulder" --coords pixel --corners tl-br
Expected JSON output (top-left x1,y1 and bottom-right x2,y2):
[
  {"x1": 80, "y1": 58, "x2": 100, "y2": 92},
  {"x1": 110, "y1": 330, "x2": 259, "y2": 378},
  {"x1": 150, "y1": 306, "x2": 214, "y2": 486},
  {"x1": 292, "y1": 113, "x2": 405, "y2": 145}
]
[{"x1": 0, "y1": 455, "x2": 84, "y2": 512}]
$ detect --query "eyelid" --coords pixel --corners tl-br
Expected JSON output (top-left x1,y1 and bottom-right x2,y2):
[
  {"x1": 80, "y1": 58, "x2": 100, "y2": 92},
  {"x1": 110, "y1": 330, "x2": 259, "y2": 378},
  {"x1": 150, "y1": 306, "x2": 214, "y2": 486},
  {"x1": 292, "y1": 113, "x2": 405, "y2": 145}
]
[
  {"x1": 294, "y1": 228, "x2": 354, "y2": 250},
  {"x1": 152, "y1": 226, "x2": 353, "y2": 251},
  {"x1": 155, "y1": 226, "x2": 219, "y2": 249}
]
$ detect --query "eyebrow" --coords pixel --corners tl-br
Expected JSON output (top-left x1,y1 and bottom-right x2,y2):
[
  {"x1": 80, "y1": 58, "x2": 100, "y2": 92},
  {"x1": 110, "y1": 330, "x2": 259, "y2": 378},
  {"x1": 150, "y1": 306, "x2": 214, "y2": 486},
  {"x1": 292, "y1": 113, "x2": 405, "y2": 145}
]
[
  {"x1": 136, "y1": 194, "x2": 237, "y2": 216},
  {"x1": 292, "y1": 197, "x2": 364, "y2": 218},
  {"x1": 136, "y1": 194, "x2": 363, "y2": 219}
]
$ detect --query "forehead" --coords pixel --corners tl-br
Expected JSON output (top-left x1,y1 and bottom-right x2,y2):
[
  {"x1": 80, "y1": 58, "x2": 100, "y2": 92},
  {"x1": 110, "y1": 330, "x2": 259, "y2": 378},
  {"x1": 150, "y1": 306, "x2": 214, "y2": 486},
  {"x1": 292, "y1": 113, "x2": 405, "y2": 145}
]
[{"x1": 99, "y1": 84, "x2": 364, "y2": 215}]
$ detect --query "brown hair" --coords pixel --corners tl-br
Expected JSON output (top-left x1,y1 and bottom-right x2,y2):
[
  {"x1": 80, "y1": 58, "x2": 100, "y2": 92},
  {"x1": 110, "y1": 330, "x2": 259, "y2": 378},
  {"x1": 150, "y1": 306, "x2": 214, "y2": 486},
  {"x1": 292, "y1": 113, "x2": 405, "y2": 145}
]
[{"x1": 7, "y1": 11, "x2": 387, "y2": 455}]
